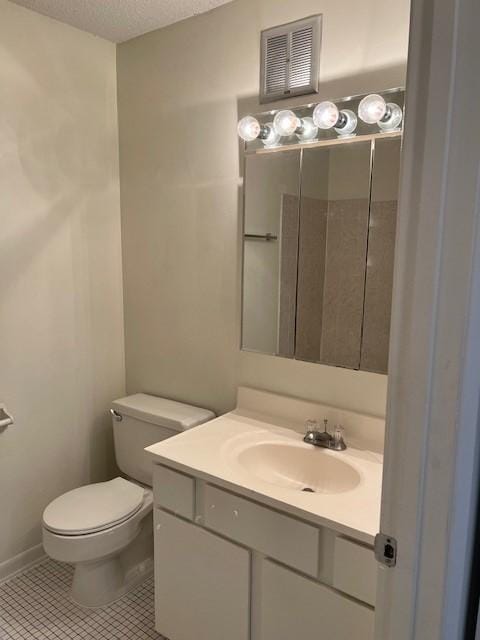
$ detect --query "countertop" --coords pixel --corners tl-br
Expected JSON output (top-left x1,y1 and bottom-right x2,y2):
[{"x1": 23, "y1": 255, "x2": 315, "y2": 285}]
[{"x1": 146, "y1": 409, "x2": 383, "y2": 545}]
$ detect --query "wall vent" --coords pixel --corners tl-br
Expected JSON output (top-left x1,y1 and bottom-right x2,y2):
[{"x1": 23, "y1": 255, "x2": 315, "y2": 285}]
[{"x1": 260, "y1": 15, "x2": 322, "y2": 104}]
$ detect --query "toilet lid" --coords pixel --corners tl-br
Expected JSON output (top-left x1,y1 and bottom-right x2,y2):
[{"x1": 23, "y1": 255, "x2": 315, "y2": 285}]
[{"x1": 43, "y1": 478, "x2": 145, "y2": 535}]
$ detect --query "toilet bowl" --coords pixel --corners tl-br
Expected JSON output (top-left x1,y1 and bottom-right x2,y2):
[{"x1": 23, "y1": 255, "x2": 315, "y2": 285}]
[
  {"x1": 43, "y1": 478, "x2": 154, "y2": 608},
  {"x1": 42, "y1": 394, "x2": 215, "y2": 608}
]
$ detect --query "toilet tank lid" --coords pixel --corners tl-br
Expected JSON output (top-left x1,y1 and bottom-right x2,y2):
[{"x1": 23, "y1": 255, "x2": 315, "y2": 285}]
[{"x1": 111, "y1": 393, "x2": 215, "y2": 431}]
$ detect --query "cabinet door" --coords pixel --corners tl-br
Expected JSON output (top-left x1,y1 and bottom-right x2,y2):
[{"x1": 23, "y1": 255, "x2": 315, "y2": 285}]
[
  {"x1": 259, "y1": 559, "x2": 374, "y2": 640},
  {"x1": 154, "y1": 509, "x2": 250, "y2": 640}
]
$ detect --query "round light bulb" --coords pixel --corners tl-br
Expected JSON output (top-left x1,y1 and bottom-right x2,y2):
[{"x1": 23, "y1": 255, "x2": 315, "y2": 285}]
[
  {"x1": 237, "y1": 116, "x2": 261, "y2": 142},
  {"x1": 262, "y1": 122, "x2": 281, "y2": 147},
  {"x1": 297, "y1": 117, "x2": 318, "y2": 142},
  {"x1": 378, "y1": 103, "x2": 403, "y2": 131},
  {"x1": 335, "y1": 109, "x2": 357, "y2": 136},
  {"x1": 273, "y1": 110, "x2": 300, "y2": 137},
  {"x1": 313, "y1": 101, "x2": 340, "y2": 129},
  {"x1": 358, "y1": 94, "x2": 387, "y2": 124}
]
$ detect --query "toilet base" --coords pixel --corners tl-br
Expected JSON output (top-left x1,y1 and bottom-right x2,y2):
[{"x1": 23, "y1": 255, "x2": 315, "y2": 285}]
[
  {"x1": 69, "y1": 511, "x2": 154, "y2": 608},
  {"x1": 71, "y1": 554, "x2": 153, "y2": 608}
]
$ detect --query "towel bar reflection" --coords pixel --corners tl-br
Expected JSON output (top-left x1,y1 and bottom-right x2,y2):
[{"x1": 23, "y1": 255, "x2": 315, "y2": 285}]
[{"x1": 244, "y1": 233, "x2": 278, "y2": 241}]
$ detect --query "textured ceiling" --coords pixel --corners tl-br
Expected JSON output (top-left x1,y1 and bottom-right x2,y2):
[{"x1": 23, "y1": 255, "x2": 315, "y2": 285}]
[{"x1": 9, "y1": 0, "x2": 234, "y2": 42}]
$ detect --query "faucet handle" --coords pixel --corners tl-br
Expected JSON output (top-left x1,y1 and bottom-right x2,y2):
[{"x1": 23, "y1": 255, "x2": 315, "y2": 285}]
[
  {"x1": 305, "y1": 419, "x2": 318, "y2": 432},
  {"x1": 332, "y1": 425, "x2": 347, "y2": 451}
]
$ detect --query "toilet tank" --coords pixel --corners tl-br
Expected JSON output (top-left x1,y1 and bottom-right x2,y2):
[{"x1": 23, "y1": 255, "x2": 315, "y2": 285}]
[{"x1": 111, "y1": 393, "x2": 215, "y2": 486}]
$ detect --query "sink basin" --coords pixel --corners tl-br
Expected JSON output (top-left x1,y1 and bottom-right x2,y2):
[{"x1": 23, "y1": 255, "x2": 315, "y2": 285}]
[{"x1": 236, "y1": 442, "x2": 361, "y2": 494}]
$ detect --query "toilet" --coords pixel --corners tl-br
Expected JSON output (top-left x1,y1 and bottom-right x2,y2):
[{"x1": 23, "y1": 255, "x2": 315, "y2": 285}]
[{"x1": 42, "y1": 393, "x2": 214, "y2": 608}]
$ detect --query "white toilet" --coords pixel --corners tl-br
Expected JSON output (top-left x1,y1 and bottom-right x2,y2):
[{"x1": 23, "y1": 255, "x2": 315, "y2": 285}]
[{"x1": 42, "y1": 393, "x2": 214, "y2": 608}]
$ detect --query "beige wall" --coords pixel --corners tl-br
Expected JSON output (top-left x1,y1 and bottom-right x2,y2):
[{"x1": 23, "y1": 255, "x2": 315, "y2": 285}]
[
  {"x1": 0, "y1": 1, "x2": 124, "y2": 568},
  {"x1": 117, "y1": 0, "x2": 409, "y2": 418}
]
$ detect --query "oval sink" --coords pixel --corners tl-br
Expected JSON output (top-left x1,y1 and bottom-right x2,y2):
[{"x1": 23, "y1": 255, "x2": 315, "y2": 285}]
[{"x1": 236, "y1": 442, "x2": 361, "y2": 494}]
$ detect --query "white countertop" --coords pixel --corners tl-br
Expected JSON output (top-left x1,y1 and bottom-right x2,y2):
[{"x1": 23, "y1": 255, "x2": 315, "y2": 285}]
[{"x1": 146, "y1": 408, "x2": 383, "y2": 545}]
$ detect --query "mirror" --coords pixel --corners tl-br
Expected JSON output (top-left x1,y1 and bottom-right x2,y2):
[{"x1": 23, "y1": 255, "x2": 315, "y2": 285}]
[
  {"x1": 361, "y1": 137, "x2": 401, "y2": 372},
  {"x1": 241, "y1": 136, "x2": 401, "y2": 374},
  {"x1": 242, "y1": 150, "x2": 301, "y2": 355}
]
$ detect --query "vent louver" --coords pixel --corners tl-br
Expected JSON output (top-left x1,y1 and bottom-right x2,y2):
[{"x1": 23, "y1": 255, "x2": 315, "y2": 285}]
[
  {"x1": 265, "y1": 34, "x2": 288, "y2": 95},
  {"x1": 260, "y1": 16, "x2": 322, "y2": 104}
]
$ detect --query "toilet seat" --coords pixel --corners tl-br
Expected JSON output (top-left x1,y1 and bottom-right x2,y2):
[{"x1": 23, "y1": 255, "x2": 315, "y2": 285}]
[{"x1": 42, "y1": 477, "x2": 145, "y2": 536}]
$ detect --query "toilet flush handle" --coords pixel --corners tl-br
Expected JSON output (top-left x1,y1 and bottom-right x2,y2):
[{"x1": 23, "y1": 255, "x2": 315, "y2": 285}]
[{"x1": 110, "y1": 409, "x2": 123, "y2": 422}]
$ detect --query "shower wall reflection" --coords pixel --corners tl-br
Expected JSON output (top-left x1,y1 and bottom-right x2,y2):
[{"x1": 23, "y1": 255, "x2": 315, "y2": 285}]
[{"x1": 242, "y1": 136, "x2": 401, "y2": 374}]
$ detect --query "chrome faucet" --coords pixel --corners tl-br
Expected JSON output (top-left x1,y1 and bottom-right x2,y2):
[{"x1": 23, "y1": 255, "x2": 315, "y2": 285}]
[{"x1": 303, "y1": 419, "x2": 346, "y2": 451}]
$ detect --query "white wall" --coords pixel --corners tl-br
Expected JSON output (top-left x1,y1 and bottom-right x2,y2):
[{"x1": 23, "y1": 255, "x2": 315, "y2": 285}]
[
  {"x1": 0, "y1": 1, "x2": 125, "y2": 569},
  {"x1": 117, "y1": 0, "x2": 409, "y2": 418}
]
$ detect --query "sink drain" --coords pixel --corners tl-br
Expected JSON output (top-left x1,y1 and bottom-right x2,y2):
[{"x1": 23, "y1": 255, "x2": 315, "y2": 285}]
[{"x1": 302, "y1": 487, "x2": 315, "y2": 493}]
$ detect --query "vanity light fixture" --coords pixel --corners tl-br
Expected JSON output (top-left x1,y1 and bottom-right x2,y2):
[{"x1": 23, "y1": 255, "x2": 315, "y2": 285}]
[
  {"x1": 262, "y1": 122, "x2": 281, "y2": 147},
  {"x1": 237, "y1": 116, "x2": 281, "y2": 147},
  {"x1": 358, "y1": 94, "x2": 403, "y2": 131},
  {"x1": 237, "y1": 115, "x2": 265, "y2": 142},
  {"x1": 238, "y1": 111, "x2": 317, "y2": 145},
  {"x1": 272, "y1": 110, "x2": 300, "y2": 136},
  {"x1": 272, "y1": 110, "x2": 318, "y2": 141},
  {"x1": 238, "y1": 91, "x2": 403, "y2": 146},
  {"x1": 295, "y1": 117, "x2": 318, "y2": 142},
  {"x1": 313, "y1": 101, "x2": 358, "y2": 136}
]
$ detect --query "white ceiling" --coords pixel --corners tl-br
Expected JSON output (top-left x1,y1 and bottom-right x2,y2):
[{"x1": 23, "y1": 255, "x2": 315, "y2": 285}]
[{"x1": 9, "y1": 0, "x2": 234, "y2": 43}]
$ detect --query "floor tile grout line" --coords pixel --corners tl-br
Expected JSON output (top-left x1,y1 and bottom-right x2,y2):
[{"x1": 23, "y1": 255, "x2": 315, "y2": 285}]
[{"x1": 0, "y1": 560, "x2": 164, "y2": 640}]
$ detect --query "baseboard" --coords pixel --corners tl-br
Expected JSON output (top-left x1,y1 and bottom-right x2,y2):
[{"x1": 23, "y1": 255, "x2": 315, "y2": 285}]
[{"x1": 0, "y1": 544, "x2": 47, "y2": 585}]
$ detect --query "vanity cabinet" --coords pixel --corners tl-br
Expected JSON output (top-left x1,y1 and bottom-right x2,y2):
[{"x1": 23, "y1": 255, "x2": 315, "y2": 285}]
[
  {"x1": 153, "y1": 464, "x2": 377, "y2": 640},
  {"x1": 203, "y1": 483, "x2": 319, "y2": 576},
  {"x1": 154, "y1": 508, "x2": 250, "y2": 640},
  {"x1": 153, "y1": 464, "x2": 195, "y2": 519},
  {"x1": 259, "y1": 559, "x2": 374, "y2": 640}
]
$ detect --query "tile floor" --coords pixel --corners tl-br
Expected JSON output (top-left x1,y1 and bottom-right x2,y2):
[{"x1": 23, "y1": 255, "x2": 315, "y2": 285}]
[{"x1": 0, "y1": 560, "x2": 164, "y2": 639}]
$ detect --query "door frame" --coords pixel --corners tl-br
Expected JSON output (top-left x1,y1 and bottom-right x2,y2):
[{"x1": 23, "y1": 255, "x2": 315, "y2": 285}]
[{"x1": 375, "y1": 0, "x2": 480, "y2": 637}]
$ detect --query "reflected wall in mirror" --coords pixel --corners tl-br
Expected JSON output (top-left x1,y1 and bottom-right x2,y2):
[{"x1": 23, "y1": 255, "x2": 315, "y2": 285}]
[
  {"x1": 241, "y1": 136, "x2": 402, "y2": 375},
  {"x1": 295, "y1": 142, "x2": 372, "y2": 368},
  {"x1": 242, "y1": 151, "x2": 300, "y2": 355},
  {"x1": 361, "y1": 138, "x2": 401, "y2": 373}
]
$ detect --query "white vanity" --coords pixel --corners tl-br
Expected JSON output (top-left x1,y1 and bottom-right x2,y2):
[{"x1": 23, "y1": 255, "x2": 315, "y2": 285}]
[{"x1": 146, "y1": 387, "x2": 384, "y2": 640}]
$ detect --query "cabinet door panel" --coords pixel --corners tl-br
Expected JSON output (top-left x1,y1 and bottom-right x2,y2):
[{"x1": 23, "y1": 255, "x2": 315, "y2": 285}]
[
  {"x1": 259, "y1": 559, "x2": 374, "y2": 640},
  {"x1": 154, "y1": 509, "x2": 250, "y2": 640}
]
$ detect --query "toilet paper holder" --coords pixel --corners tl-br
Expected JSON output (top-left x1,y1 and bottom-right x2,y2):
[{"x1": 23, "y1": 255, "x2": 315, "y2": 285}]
[{"x1": 0, "y1": 406, "x2": 14, "y2": 430}]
